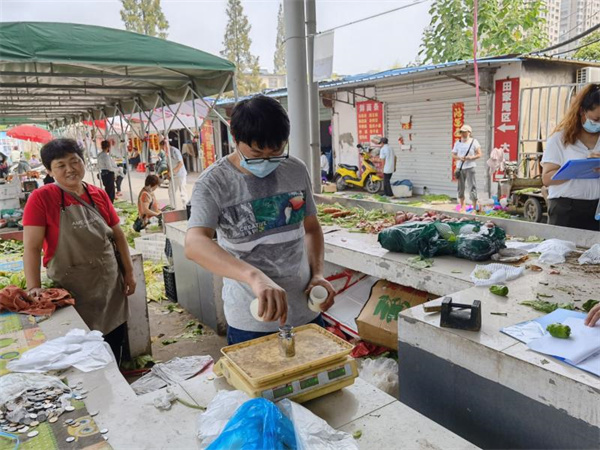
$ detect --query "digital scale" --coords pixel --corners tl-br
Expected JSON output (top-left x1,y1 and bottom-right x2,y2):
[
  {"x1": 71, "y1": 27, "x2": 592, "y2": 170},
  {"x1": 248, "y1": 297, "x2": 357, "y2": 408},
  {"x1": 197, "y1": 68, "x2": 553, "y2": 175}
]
[{"x1": 214, "y1": 324, "x2": 358, "y2": 403}]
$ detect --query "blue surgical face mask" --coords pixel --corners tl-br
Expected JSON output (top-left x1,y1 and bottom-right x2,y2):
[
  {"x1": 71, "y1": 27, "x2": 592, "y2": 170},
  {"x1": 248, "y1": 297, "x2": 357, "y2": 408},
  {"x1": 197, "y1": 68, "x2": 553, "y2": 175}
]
[
  {"x1": 583, "y1": 117, "x2": 600, "y2": 133},
  {"x1": 239, "y1": 151, "x2": 282, "y2": 178}
]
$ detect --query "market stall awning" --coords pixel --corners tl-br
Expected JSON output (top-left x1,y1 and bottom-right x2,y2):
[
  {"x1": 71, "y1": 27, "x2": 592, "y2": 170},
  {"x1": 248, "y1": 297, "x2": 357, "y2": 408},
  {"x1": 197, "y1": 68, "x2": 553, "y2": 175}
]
[{"x1": 0, "y1": 22, "x2": 235, "y2": 126}]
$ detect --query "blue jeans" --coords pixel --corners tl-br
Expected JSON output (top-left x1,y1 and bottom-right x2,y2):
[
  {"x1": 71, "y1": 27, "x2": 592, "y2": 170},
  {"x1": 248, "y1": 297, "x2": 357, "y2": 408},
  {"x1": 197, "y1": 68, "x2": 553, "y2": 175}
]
[{"x1": 227, "y1": 315, "x2": 326, "y2": 345}]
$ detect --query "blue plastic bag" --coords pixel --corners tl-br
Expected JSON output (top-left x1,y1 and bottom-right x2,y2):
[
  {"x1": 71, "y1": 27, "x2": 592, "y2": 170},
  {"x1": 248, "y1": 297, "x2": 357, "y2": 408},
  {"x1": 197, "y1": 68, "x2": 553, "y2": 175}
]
[{"x1": 207, "y1": 398, "x2": 297, "y2": 450}]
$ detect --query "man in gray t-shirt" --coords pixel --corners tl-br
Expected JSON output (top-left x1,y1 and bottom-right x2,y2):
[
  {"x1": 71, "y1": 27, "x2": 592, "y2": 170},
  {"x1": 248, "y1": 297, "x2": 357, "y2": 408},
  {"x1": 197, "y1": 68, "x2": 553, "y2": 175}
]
[{"x1": 186, "y1": 95, "x2": 335, "y2": 344}]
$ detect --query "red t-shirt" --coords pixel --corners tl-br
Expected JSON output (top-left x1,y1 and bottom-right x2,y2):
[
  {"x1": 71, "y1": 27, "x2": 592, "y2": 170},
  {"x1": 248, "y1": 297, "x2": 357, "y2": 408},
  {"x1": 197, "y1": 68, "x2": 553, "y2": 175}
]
[{"x1": 23, "y1": 184, "x2": 120, "y2": 267}]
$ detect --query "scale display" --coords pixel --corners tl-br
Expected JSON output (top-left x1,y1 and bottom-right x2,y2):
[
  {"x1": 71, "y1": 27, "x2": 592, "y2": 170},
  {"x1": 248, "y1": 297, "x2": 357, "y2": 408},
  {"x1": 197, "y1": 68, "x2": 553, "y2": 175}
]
[{"x1": 264, "y1": 362, "x2": 353, "y2": 401}]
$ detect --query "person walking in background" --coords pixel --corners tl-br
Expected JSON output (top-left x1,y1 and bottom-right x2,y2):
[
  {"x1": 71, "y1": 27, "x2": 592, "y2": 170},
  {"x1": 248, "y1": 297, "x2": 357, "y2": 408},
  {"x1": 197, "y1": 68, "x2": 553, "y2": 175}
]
[
  {"x1": 452, "y1": 125, "x2": 482, "y2": 212},
  {"x1": 97, "y1": 140, "x2": 119, "y2": 203},
  {"x1": 320, "y1": 151, "x2": 329, "y2": 181},
  {"x1": 161, "y1": 139, "x2": 188, "y2": 209},
  {"x1": 0, "y1": 153, "x2": 8, "y2": 178},
  {"x1": 112, "y1": 142, "x2": 126, "y2": 198},
  {"x1": 379, "y1": 137, "x2": 395, "y2": 197}
]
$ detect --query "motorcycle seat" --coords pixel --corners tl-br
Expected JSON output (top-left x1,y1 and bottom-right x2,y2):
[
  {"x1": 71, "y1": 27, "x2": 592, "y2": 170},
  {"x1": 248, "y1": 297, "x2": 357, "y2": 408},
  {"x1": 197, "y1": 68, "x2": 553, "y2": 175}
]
[{"x1": 339, "y1": 164, "x2": 359, "y2": 172}]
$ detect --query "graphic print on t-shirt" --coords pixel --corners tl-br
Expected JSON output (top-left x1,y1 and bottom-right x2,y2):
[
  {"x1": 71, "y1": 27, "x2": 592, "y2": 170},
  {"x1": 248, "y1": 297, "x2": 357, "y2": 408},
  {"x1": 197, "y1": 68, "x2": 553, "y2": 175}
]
[{"x1": 218, "y1": 190, "x2": 307, "y2": 239}]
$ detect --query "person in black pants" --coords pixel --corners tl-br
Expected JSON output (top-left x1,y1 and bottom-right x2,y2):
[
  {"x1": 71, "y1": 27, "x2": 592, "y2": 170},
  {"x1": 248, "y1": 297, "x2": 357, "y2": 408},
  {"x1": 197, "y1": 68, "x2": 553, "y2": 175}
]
[
  {"x1": 98, "y1": 140, "x2": 118, "y2": 203},
  {"x1": 379, "y1": 137, "x2": 395, "y2": 196}
]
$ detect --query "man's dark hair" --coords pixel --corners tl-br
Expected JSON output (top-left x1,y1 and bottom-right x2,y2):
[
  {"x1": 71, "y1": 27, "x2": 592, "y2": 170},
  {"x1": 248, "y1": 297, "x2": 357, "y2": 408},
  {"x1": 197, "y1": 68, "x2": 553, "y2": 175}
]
[
  {"x1": 230, "y1": 95, "x2": 290, "y2": 150},
  {"x1": 144, "y1": 174, "x2": 160, "y2": 187},
  {"x1": 101, "y1": 140, "x2": 110, "y2": 151},
  {"x1": 379, "y1": 137, "x2": 389, "y2": 144},
  {"x1": 41, "y1": 138, "x2": 84, "y2": 170}
]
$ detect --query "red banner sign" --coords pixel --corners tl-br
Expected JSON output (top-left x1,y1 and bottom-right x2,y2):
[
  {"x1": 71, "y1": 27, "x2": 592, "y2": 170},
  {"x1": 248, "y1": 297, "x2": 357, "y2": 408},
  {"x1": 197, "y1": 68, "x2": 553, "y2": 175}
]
[
  {"x1": 451, "y1": 102, "x2": 465, "y2": 181},
  {"x1": 201, "y1": 122, "x2": 216, "y2": 169},
  {"x1": 493, "y1": 78, "x2": 520, "y2": 162},
  {"x1": 356, "y1": 100, "x2": 384, "y2": 143}
]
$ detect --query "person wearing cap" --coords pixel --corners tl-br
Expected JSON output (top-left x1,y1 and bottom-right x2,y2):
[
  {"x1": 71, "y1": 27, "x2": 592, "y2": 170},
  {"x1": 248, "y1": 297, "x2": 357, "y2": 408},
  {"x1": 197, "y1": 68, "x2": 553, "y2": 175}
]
[
  {"x1": 452, "y1": 124, "x2": 481, "y2": 212},
  {"x1": 378, "y1": 137, "x2": 395, "y2": 196}
]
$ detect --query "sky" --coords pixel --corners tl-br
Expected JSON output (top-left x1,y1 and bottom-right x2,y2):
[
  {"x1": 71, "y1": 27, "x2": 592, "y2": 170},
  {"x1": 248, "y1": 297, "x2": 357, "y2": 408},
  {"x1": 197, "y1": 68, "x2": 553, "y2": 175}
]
[{"x1": 0, "y1": 0, "x2": 432, "y2": 76}]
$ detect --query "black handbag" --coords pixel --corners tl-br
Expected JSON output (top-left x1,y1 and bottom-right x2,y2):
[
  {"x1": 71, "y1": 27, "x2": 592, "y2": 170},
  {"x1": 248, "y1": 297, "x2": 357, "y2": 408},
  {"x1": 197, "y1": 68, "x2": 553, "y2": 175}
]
[
  {"x1": 132, "y1": 217, "x2": 146, "y2": 232},
  {"x1": 454, "y1": 139, "x2": 475, "y2": 178}
]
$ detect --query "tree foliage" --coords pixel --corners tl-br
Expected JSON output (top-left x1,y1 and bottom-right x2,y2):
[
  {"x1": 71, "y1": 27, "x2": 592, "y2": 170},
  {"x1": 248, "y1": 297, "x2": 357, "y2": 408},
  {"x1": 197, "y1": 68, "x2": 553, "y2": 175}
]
[
  {"x1": 120, "y1": 0, "x2": 169, "y2": 39},
  {"x1": 574, "y1": 31, "x2": 600, "y2": 61},
  {"x1": 419, "y1": 0, "x2": 548, "y2": 64},
  {"x1": 273, "y1": 2, "x2": 286, "y2": 74},
  {"x1": 221, "y1": 0, "x2": 263, "y2": 96}
]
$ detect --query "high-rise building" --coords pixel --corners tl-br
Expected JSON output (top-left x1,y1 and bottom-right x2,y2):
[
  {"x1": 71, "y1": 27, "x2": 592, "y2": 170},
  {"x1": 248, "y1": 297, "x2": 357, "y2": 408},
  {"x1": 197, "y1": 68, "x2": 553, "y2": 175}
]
[
  {"x1": 557, "y1": 0, "x2": 600, "y2": 50},
  {"x1": 542, "y1": 0, "x2": 562, "y2": 46}
]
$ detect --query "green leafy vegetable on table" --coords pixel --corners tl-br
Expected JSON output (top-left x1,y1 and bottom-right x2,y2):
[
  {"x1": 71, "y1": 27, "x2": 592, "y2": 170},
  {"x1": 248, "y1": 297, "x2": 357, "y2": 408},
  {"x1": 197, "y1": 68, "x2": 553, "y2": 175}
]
[
  {"x1": 546, "y1": 323, "x2": 571, "y2": 339},
  {"x1": 520, "y1": 300, "x2": 575, "y2": 313},
  {"x1": 489, "y1": 285, "x2": 509, "y2": 296}
]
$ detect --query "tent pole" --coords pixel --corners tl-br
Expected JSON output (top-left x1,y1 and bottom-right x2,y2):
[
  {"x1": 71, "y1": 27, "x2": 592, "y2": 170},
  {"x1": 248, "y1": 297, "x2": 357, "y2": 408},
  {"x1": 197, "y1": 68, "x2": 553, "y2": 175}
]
[
  {"x1": 160, "y1": 95, "x2": 176, "y2": 208},
  {"x1": 87, "y1": 112, "x2": 102, "y2": 187},
  {"x1": 191, "y1": 88, "x2": 205, "y2": 173},
  {"x1": 118, "y1": 108, "x2": 135, "y2": 204},
  {"x1": 189, "y1": 86, "x2": 230, "y2": 129}
]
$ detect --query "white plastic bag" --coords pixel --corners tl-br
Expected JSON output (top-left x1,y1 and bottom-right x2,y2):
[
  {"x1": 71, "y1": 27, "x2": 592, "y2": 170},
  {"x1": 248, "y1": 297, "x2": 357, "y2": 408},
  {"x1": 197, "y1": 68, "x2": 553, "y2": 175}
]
[
  {"x1": 470, "y1": 263, "x2": 524, "y2": 286},
  {"x1": 531, "y1": 239, "x2": 576, "y2": 264},
  {"x1": 197, "y1": 390, "x2": 251, "y2": 449},
  {"x1": 131, "y1": 355, "x2": 213, "y2": 395},
  {"x1": 278, "y1": 399, "x2": 359, "y2": 450},
  {"x1": 7, "y1": 329, "x2": 113, "y2": 373},
  {"x1": 579, "y1": 244, "x2": 600, "y2": 265},
  {"x1": 358, "y1": 357, "x2": 398, "y2": 397}
]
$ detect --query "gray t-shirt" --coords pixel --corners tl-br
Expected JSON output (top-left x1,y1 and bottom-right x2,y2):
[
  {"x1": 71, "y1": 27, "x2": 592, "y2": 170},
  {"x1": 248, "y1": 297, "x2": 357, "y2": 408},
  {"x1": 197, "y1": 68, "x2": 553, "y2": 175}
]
[
  {"x1": 188, "y1": 156, "x2": 318, "y2": 332},
  {"x1": 169, "y1": 146, "x2": 187, "y2": 178}
]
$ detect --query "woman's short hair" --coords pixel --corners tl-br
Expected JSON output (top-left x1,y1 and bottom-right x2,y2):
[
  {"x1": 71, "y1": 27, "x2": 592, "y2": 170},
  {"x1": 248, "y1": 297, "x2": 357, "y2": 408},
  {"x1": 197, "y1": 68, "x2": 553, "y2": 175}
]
[
  {"x1": 557, "y1": 84, "x2": 600, "y2": 145},
  {"x1": 41, "y1": 138, "x2": 84, "y2": 170},
  {"x1": 144, "y1": 174, "x2": 160, "y2": 187}
]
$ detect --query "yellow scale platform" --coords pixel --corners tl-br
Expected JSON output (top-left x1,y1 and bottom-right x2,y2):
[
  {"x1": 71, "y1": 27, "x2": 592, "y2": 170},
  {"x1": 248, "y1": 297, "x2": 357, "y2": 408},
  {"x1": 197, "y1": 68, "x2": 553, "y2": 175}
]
[{"x1": 214, "y1": 324, "x2": 358, "y2": 403}]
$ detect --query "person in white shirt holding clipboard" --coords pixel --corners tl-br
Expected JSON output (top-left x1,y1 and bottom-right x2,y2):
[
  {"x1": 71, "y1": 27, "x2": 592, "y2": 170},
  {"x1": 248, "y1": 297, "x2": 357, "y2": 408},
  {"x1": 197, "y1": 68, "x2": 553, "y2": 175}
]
[{"x1": 542, "y1": 84, "x2": 600, "y2": 231}]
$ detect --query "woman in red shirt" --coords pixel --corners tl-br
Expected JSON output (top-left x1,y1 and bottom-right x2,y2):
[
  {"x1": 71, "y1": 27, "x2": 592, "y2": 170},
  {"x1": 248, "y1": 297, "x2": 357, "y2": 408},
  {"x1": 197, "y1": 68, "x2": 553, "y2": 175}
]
[{"x1": 23, "y1": 139, "x2": 136, "y2": 360}]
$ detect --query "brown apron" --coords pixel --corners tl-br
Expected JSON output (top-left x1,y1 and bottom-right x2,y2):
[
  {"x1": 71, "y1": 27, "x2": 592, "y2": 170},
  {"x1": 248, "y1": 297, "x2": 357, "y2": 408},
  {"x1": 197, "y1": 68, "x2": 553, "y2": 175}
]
[{"x1": 47, "y1": 183, "x2": 127, "y2": 335}]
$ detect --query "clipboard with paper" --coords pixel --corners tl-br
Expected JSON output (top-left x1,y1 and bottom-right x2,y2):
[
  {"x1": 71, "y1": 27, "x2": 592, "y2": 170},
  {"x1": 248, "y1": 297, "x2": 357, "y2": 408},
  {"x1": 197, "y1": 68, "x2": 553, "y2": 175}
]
[{"x1": 551, "y1": 158, "x2": 600, "y2": 180}]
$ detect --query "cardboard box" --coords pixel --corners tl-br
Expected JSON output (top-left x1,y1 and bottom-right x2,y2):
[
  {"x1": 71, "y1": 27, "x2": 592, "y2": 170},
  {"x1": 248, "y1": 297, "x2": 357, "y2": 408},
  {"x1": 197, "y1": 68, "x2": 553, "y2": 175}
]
[
  {"x1": 322, "y1": 182, "x2": 337, "y2": 193},
  {"x1": 356, "y1": 280, "x2": 434, "y2": 349}
]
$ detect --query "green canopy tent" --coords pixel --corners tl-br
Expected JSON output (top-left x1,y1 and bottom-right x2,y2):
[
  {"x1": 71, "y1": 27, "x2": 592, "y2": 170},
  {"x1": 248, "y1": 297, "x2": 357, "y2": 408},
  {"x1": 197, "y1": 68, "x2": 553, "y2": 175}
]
[{"x1": 0, "y1": 22, "x2": 236, "y2": 204}]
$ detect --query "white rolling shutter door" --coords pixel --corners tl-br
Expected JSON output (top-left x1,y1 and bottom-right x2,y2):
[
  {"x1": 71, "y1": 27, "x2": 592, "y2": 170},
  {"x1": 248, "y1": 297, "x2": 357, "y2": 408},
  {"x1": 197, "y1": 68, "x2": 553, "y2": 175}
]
[{"x1": 377, "y1": 78, "x2": 488, "y2": 197}]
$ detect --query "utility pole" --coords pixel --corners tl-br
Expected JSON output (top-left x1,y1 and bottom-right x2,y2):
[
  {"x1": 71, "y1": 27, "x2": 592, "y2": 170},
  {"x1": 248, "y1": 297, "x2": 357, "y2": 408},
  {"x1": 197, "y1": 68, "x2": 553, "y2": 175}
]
[
  {"x1": 305, "y1": 0, "x2": 321, "y2": 194},
  {"x1": 283, "y1": 0, "x2": 310, "y2": 167}
]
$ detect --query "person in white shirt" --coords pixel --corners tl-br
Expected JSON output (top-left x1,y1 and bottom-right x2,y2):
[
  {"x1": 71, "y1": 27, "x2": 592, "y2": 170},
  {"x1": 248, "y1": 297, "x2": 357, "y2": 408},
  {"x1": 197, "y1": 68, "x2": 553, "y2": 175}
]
[
  {"x1": 320, "y1": 151, "x2": 329, "y2": 180},
  {"x1": 451, "y1": 125, "x2": 482, "y2": 212},
  {"x1": 161, "y1": 139, "x2": 188, "y2": 209},
  {"x1": 97, "y1": 140, "x2": 119, "y2": 203},
  {"x1": 378, "y1": 137, "x2": 395, "y2": 196},
  {"x1": 542, "y1": 84, "x2": 600, "y2": 231}
]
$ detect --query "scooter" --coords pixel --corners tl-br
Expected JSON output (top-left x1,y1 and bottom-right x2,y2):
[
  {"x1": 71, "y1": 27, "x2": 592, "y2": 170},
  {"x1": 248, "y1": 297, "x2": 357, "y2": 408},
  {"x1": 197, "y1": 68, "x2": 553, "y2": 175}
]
[{"x1": 334, "y1": 146, "x2": 383, "y2": 193}]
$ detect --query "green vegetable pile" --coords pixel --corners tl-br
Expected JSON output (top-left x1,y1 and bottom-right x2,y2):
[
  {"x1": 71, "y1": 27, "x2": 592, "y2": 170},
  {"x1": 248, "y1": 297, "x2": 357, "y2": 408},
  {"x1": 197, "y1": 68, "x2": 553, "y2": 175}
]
[
  {"x1": 421, "y1": 194, "x2": 451, "y2": 203},
  {"x1": 546, "y1": 323, "x2": 571, "y2": 339},
  {"x1": 0, "y1": 272, "x2": 27, "y2": 290},
  {"x1": 0, "y1": 239, "x2": 24, "y2": 255},
  {"x1": 520, "y1": 300, "x2": 575, "y2": 313},
  {"x1": 489, "y1": 285, "x2": 509, "y2": 296},
  {"x1": 144, "y1": 261, "x2": 166, "y2": 303},
  {"x1": 317, "y1": 203, "x2": 395, "y2": 233},
  {"x1": 114, "y1": 200, "x2": 141, "y2": 246}
]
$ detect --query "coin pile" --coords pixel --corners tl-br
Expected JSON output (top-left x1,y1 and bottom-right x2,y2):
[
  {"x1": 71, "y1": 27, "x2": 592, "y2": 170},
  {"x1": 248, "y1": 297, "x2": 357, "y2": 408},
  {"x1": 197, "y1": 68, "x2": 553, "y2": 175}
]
[{"x1": 0, "y1": 386, "x2": 71, "y2": 434}]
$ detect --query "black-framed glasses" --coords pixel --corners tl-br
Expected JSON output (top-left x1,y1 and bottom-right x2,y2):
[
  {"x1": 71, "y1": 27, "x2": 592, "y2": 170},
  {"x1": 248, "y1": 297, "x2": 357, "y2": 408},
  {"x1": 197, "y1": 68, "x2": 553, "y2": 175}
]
[{"x1": 238, "y1": 144, "x2": 289, "y2": 165}]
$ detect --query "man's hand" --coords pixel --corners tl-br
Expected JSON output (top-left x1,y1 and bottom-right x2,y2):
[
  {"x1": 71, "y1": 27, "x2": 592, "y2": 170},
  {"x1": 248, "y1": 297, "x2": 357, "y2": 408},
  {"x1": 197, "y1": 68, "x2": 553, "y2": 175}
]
[
  {"x1": 305, "y1": 275, "x2": 336, "y2": 312},
  {"x1": 588, "y1": 152, "x2": 600, "y2": 158},
  {"x1": 249, "y1": 272, "x2": 287, "y2": 324},
  {"x1": 123, "y1": 271, "x2": 137, "y2": 296},
  {"x1": 584, "y1": 303, "x2": 600, "y2": 327}
]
